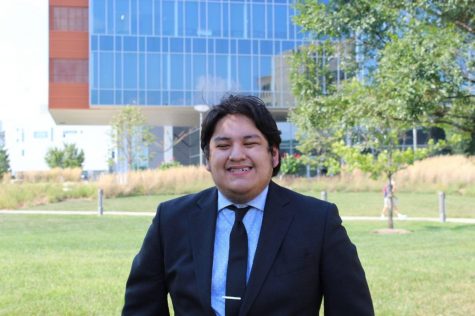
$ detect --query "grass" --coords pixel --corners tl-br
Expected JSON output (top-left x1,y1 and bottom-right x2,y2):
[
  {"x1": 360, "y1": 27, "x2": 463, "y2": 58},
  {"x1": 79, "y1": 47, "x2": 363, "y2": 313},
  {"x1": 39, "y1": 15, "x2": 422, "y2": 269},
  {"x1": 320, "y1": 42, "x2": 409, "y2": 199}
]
[
  {"x1": 22, "y1": 191, "x2": 475, "y2": 218},
  {"x1": 0, "y1": 215, "x2": 474, "y2": 315}
]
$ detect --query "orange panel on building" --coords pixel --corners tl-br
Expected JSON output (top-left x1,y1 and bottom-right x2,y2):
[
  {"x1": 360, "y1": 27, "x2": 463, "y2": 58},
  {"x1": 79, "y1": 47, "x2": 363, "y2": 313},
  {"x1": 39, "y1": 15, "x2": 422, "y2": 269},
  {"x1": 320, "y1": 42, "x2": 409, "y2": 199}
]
[{"x1": 49, "y1": 0, "x2": 89, "y2": 110}]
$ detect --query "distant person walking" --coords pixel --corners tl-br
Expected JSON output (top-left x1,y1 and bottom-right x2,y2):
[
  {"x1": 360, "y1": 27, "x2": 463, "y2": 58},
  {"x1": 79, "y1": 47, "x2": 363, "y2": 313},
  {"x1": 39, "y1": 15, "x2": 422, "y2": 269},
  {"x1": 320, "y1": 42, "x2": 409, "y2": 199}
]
[{"x1": 381, "y1": 180, "x2": 406, "y2": 219}]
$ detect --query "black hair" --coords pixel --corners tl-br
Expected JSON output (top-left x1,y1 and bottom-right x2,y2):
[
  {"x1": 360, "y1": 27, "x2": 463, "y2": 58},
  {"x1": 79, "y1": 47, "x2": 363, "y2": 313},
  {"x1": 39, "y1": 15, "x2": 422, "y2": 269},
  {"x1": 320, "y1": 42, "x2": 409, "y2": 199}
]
[{"x1": 200, "y1": 94, "x2": 282, "y2": 176}]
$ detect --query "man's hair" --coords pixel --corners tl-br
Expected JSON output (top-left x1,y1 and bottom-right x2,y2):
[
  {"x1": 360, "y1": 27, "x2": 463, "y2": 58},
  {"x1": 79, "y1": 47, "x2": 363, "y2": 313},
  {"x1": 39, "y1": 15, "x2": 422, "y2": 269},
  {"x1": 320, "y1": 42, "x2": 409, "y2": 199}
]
[{"x1": 201, "y1": 95, "x2": 282, "y2": 176}]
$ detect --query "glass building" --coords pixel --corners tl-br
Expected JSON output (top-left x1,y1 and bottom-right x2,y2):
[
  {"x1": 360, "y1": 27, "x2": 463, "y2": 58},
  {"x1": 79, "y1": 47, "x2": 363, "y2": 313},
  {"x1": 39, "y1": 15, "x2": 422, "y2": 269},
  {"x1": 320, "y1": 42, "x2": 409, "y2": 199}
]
[
  {"x1": 89, "y1": 0, "x2": 307, "y2": 107},
  {"x1": 49, "y1": 0, "x2": 309, "y2": 167}
]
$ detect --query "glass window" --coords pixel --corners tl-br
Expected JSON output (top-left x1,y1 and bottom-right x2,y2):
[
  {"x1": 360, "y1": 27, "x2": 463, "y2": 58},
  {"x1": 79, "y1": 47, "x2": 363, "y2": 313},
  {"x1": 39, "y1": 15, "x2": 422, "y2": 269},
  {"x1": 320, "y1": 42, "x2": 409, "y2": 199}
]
[
  {"x1": 33, "y1": 131, "x2": 48, "y2": 139},
  {"x1": 162, "y1": 1, "x2": 175, "y2": 36},
  {"x1": 185, "y1": 1, "x2": 198, "y2": 36},
  {"x1": 177, "y1": 1, "x2": 185, "y2": 36},
  {"x1": 170, "y1": 54, "x2": 184, "y2": 90},
  {"x1": 238, "y1": 40, "x2": 251, "y2": 54},
  {"x1": 147, "y1": 37, "x2": 161, "y2": 52},
  {"x1": 51, "y1": 59, "x2": 88, "y2": 83},
  {"x1": 131, "y1": 0, "x2": 138, "y2": 34},
  {"x1": 115, "y1": 52, "x2": 123, "y2": 89},
  {"x1": 153, "y1": 0, "x2": 161, "y2": 35},
  {"x1": 207, "y1": 2, "x2": 221, "y2": 37},
  {"x1": 139, "y1": 53, "x2": 146, "y2": 90},
  {"x1": 193, "y1": 39, "x2": 206, "y2": 53},
  {"x1": 207, "y1": 39, "x2": 215, "y2": 54},
  {"x1": 124, "y1": 53, "x2": 138, "y2": 89},
  {"x1": 91, "y1": 89, "x2": 98, "y2": 104},
  {"x1": 139, "y1": 37, "x2": 146, "y2": 51},
  {"x1": 53, "y1": 6, "x2": 88, "y2": 32},
  {"x1": 266, "y1": 4, "x2": 274, "y2": 39},
  {"x1": 115, "y1": 36, "x2": 123, "y2": 50},
  {"x1": 170, "y1": 38, "x2": 184, "y2": 52},
  {"x1": 260, "y1": 56, "x2": 271, "y2": 82},
  {"x1": 230, "y1": 3, "x2": 244, "y2": 37},
  {"x1": 193, "y1": 54, "x2": 206, "y2": 92},
  {"x1": 251, "y1": 4, "x2": 265, "y2": 38},
  {"x1": 230, "y1": 56, "x2": 238, "y2": 90},
  {"x1": 260, "y1": 40, "x2": 273, "y2": 55},
  {"x1": 139, "y1": 0, "x2": 153, "y2": 35},
  {"x1": 124, "y1": 90, "x2": 138, "y2": 105},
  {"x1": 170, "y1": 91, "x2": 185, "y2": 105},
  {"x1": 116, "y1": 0, "x2": 130, "y2": 34},
  {"x1": 274, "y1": 5, "x2": 287, "y2": 38},
  {"x1": 107, "y1": 0, "x2": 113, "y2": 33},
  {"x1": 222, "y1": 3, "x2": 229, "y2": 37},
  {"x1": 238, "y1": 56, "x2": 252, "y2": 91},
  {"x1": 91, "y1": 52, "x2": 99, "y2": 89},
  {"x1": 216, "y1": 39, "x2": 228, "y2": 54},
  {"x1": 99, "y1": 52, "x2": 114, "y2": 89},
  {"x1": 147, "y1": 53, "x2": 161, "y2": 89},
  {"x1": 124, "y1": 36, "x2": 137, "y2": 51},
  {"x1": 100, "y1": 36, "x2": 113, "y2": 51},
  {"x1": 162, "y1": 37, "x2": 169, "y2": 51},
  {"x1": 184, "y1": 54, "x2": 192, "y2": 90},
  {"x1": 115, "y1": 90, "x2": 123, "y2": 104},
  {"x1": 91, "y1": 35, "x2": 98, "y2": 51},
  {"x1": 147, "y1": 91, "x2": 161, "y2": 105},
  {"x1": 99, "y1": 90, "x2": 114, "y2": 104},
  {"x1": 215, "y1": 55, "x2": 228, "y2": 86},
  {"x1": 162, "y1": 54, "x2": 169, "y2": 90}
]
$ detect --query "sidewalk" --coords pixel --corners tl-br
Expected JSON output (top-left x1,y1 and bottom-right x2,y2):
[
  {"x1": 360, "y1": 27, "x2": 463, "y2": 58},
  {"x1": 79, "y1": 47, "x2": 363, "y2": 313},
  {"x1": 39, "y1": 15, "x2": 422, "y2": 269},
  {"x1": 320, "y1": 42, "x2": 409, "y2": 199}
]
[{"x1": 1, "y1": 210, "x2": 474, "y2": 224}]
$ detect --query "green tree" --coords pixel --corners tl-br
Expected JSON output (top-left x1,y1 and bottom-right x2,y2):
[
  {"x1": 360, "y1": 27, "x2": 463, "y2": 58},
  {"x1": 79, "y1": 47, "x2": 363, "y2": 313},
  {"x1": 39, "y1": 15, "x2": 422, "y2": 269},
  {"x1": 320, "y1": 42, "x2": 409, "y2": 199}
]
[
  {"x1": 45, "y1": 144, "x2": 85, "y2": 169},
  {"x1": 110, "y1": 106, "x2": 155, "y2": 172},
  {"x1": 292, "y1": 0, "x2": 475, "y2": 153},
  {"x1": 0, "y1": 147, "x2": 10, "y2": 178},
  {"x1": 290, "y1": 0, "x2": 470, "y2": 227}
]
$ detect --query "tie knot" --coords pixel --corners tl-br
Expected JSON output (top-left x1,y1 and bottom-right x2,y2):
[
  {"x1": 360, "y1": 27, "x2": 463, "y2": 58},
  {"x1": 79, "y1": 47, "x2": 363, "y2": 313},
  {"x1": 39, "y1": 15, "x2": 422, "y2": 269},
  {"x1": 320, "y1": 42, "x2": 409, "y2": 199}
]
[{"x1": 227, "y1": 205, "x2": 251, "y2": 222}]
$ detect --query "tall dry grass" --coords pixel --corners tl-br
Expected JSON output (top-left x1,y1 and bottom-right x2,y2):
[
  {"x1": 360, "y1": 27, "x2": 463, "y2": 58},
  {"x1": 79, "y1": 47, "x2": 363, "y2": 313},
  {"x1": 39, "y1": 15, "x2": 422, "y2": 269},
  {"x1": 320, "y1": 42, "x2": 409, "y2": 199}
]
[
  {"x1": 10, "y1": 168, "x2": 82, "y2": 183},
  {"x1": 278, "y1": 155, "x2": 475, "y2": 195},
  {"x1": 96, "y1": 166, "x2": 214, "y2": 197}
]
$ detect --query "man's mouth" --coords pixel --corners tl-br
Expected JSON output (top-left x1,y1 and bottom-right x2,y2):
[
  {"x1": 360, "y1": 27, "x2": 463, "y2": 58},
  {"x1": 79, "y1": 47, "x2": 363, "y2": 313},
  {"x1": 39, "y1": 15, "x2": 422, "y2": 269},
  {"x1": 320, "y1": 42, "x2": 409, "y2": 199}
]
[{"x1": 228, "y1": 167, "x2": 252, "y2": 173}]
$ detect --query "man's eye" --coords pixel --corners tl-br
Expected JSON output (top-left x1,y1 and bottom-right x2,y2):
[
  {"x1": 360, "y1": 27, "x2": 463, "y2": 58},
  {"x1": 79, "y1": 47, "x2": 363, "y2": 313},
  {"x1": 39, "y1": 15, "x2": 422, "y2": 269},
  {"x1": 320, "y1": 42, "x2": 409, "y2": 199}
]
[
  {"x1": 216, "y1": 144, "x2": 229, "y2": 149},
  {"x1": 244, "y1": 142, "x2": 258, "y2": 147}
]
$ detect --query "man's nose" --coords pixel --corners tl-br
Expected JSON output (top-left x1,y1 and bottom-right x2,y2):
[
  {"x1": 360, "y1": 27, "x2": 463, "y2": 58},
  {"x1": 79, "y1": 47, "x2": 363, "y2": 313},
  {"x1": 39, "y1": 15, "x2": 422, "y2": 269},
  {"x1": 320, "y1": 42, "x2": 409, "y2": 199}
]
[{"x1": 229, "y1": 144, "x2": 246, "y2": 160}]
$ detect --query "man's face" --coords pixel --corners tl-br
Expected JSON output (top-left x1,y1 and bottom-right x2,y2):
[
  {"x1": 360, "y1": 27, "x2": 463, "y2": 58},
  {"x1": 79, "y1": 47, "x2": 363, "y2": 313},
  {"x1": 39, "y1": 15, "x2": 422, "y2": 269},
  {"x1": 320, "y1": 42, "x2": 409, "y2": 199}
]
[{"x1": 206, "y1": 114, "x2": 279, "y2": 204}]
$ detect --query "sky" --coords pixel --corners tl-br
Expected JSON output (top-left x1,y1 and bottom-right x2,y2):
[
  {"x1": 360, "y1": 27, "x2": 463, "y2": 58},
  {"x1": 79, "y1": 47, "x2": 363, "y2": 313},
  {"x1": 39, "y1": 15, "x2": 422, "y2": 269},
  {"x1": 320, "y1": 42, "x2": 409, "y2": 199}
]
[{"x1": 0, "y1": 0, "x2": 49, "y2": 124}]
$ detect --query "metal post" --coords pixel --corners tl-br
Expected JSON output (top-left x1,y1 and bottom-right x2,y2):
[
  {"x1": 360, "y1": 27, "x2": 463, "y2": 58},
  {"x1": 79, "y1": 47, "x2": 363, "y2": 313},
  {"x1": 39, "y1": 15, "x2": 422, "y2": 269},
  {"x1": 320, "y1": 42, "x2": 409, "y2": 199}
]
[
  {"x1": 98, "y1": 189, "x2": 104, "y2": 216},
  {"x1": 321, "y1": 191, "x2": 328, "y2": 201},
  {"x1": 438, "y1": 191, "x2": 446, "y2": 223}
]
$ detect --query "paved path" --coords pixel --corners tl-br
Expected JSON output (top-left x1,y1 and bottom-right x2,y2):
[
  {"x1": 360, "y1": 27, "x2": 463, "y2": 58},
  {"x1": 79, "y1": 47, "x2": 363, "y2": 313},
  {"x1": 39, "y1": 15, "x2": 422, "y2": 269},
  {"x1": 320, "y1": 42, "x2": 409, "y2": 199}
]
[{"x1": 1, "y1": 210, "x2": 474, "y2": 224}]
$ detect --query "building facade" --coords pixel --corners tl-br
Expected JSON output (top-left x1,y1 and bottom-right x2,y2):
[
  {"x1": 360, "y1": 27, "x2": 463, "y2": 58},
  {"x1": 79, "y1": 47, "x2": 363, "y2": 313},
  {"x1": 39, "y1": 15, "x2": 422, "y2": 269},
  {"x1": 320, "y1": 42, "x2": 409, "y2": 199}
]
[{"x1": 49, "y1": 0, "x2": 309, "y2": 166}]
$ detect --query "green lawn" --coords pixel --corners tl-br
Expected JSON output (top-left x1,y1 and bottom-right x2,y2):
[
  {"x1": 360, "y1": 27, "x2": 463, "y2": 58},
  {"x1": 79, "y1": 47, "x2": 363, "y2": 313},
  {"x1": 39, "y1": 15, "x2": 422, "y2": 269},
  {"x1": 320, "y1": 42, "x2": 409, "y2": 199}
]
[
  {"x1": 1, "y1": 215, "x2": 474, "y2": 315},
  {"x1": 22, "y1": 191, "x2": 475, "y2": 218}
]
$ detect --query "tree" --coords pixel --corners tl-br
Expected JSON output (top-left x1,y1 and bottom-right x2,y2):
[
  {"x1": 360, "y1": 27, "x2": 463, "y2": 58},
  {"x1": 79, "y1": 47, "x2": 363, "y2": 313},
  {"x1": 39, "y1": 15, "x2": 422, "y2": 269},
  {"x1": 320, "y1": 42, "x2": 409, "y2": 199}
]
[
  {"x1": 110, "y1": 106, "x2": 155, "y2": 172},
  {"x1": 0, "y1": 147, "x2": 10, "y2": 178},
  {"x1": 292, "y1": 0, "x2": 475, "y2": 153},
  {"x1": 290, "y1": 0, "x2": 468, "y2": 228},
  {"x1": 45, "y1": 144, "x2": 85, "y2": 169}
]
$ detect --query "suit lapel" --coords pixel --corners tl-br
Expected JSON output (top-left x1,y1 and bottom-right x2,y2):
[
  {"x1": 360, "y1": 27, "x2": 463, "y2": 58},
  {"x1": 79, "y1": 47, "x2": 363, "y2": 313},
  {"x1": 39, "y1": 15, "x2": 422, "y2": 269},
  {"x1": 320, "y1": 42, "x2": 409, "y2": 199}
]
[
  {"x1": 188, "y1": 188, "x2": 218, "y2": 315},
  {"x1": 240, "y1": 182, "x2": 294, "y2": 316}
]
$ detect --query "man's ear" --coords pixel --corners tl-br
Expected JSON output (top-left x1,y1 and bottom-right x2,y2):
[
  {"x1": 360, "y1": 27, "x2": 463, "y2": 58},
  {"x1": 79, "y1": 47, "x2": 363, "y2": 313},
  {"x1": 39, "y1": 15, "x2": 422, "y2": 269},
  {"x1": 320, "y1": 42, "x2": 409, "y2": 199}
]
[
  {"x1": 205, "y1": 159, "x2": 211, "y2": 172},
  {"x1": 271, "y1": 147, "x2": 279, "y2": 168}
]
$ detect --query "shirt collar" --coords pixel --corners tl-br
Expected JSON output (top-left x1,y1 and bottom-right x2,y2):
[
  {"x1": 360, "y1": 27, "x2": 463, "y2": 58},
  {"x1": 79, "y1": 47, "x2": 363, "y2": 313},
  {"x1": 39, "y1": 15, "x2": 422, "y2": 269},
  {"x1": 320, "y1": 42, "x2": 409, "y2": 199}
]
[{"x1": 217, "y1": 185, "x2": 269, "y2": 212}]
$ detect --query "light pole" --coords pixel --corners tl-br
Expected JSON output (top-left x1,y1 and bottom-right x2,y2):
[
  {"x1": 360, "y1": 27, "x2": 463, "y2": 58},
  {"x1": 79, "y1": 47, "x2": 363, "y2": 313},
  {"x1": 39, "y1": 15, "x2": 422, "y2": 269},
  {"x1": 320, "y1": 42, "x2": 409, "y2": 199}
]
[{"x1": 193, "y1": 104, "x2": 210, "y2": 166}]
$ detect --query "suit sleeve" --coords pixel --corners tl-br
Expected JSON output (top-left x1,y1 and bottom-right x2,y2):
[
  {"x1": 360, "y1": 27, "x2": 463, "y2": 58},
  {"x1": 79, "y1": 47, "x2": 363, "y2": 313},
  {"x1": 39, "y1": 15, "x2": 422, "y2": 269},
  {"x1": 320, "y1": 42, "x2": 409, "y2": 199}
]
[
  {"x1": 321, "y1": 204, "x2": 374, "y2": 316},
  {"x1": 122, "y1": 204, "x2": 170, "y2": 316}
]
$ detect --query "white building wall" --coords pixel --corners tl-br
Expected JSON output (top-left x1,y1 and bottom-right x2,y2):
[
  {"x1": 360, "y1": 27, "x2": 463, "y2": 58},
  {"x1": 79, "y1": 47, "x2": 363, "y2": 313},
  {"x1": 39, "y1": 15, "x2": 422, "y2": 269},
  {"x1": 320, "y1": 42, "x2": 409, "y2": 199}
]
[{"x1": 2, "y1": 114, "x2": 111, "y2": 173}]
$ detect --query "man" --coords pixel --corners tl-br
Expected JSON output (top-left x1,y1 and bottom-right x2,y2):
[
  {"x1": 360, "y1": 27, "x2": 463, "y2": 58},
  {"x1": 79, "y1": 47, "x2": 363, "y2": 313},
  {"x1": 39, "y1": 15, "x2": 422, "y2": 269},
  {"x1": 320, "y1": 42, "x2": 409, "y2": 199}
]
[{"x1": 123, "y1": 95, "x2": 374, "y2": 315}]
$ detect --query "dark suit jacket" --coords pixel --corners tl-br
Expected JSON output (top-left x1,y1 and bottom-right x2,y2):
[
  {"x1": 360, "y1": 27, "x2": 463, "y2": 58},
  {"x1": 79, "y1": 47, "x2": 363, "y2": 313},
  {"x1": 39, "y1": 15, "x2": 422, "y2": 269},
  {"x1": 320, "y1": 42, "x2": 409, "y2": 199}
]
[{"x1": 123, "y1": 181, "x2": 374, "y2": 316}]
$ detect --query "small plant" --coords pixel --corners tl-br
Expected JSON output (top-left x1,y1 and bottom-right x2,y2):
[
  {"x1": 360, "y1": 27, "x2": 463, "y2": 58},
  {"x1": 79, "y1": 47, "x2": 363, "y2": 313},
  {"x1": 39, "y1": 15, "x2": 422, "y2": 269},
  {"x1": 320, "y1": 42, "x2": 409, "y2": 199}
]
[
  {"x1": 280, "y1": 153, "x2": 305, "y2": 176},
  {"x1": 158, "y1": 161, "x2": 182, "y2": 170}
]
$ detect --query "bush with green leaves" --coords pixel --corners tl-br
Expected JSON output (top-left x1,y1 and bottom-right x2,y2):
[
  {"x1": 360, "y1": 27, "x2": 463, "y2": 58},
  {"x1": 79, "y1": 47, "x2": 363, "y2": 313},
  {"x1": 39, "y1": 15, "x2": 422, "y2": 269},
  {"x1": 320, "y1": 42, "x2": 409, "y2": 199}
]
[
  {"x1": 158, "y1": 160, "x2": 182, "y2": 170},
  {"x1": 0, "y1": 147, "x2": 10, "y2": 178},
  {"x1": 280, "y1": 153, "x2": 306, "y2": 176},
  {"x1": 45, "y1": 143, "x2": 85, "y2": 169}
]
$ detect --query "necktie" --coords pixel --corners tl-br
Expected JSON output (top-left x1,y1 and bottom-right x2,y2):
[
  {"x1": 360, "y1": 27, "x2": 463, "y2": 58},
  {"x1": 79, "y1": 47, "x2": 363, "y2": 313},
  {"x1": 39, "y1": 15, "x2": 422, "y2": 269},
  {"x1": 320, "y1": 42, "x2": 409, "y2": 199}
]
[{"x1": 225, "y1": 205, "x2": 251, "y2": 316}]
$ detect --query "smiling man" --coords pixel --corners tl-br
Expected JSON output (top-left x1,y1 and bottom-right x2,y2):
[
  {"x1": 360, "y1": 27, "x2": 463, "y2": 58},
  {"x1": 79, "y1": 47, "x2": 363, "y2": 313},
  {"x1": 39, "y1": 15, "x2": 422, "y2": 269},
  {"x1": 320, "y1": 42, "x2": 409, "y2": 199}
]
[{"x1": 123, "y1": 95, "x2": 374, "y2": 316}]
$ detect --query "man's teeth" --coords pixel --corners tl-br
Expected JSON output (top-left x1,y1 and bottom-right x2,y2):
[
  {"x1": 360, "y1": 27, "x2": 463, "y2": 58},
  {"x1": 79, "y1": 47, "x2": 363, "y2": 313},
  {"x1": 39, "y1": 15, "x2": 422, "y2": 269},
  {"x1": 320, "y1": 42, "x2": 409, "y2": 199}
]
[{"x1": 231, "y1": 168, "x2": 250, "y2": 172}]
